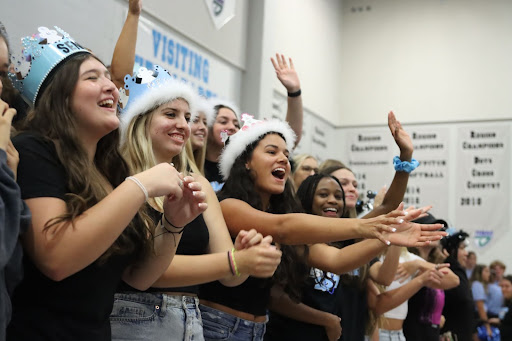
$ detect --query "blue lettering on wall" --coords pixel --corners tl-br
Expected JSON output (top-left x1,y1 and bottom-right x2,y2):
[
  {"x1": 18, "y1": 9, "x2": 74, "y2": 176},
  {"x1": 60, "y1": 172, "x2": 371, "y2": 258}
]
[
  {"x1": 135, "y1": 53, "x2": 217, "y2": 99},
  {"x1": 150, "y1": 29, "x2": 210, "y2": 84}
]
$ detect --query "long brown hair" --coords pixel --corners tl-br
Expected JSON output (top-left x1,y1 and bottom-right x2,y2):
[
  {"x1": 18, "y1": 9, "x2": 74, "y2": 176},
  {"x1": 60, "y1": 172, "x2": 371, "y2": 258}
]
[{"x1": 21, "y1": 53, "x2": 150, "y2": 262}]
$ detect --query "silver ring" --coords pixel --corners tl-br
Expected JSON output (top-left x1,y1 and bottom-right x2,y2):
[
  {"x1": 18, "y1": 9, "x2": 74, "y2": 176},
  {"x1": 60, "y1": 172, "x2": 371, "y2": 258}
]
[
  {"x1": 170, "y1": 162, "x2": 174, "y2": 167},
  {"x1": 435, "y1": 264, "x2": 439, "y2": 270},
  {"x1": 178, "y1": 180, "x2": 184, "y2": 189}
]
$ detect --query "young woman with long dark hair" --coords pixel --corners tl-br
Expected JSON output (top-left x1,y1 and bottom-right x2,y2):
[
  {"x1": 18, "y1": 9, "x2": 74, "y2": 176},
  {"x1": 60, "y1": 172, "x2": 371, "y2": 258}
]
[
  {"x1": 7, "y1": 27, "x2": 206, "y2": 340},
  {"x1": 199, "y1": 114, "x2": 445, "y2": 341}
]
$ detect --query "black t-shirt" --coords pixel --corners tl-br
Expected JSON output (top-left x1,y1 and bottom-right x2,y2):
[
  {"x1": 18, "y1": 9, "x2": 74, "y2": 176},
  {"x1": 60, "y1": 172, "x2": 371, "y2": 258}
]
[
  {"x1": 500, "y1": 301, "x2": 512, "y2": 339},
  {"x1": 265, "y1": 240, "x2": 378, "y2": 341},
  {"x1": 119, "y1": 208, "x2": 210, "y2": 294},
  {"x1": 204, "y1": 159, "x2": 224, "y2": 192},
  {"x1": 441, "y1": 256, "x2": 475, "y2": 341},
  {"x1": 7, "y1": 133, "x2": 136, "y2": 340},
  {"x1": 403, "y1": 287, "x2": 442, "y2": 341}
]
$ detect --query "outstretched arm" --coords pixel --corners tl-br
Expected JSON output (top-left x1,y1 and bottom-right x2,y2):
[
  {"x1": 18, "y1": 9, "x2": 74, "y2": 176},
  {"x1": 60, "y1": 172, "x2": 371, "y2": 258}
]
[
  {"x1": 110, "y1": 0, "x2": 142, "y2": 88},
  {"x1": 271, "y1": 54, "x2": 303, "y2": 146},
  {"x1": 364, "y1": 112, "x2": 413, "y2": 218}
]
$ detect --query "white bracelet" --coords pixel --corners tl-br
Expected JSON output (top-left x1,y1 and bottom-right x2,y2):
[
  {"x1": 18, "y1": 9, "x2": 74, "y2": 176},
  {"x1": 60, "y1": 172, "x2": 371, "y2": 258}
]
[{"x1": 126, "y1": 176, "x2": 149, "y2": 201}]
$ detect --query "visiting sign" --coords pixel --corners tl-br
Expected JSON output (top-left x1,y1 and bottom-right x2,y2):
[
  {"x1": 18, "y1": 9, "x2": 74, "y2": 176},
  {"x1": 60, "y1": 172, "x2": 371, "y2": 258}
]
[{"x1": 132, "y1": 15, "x2": 241, "y2": 101}]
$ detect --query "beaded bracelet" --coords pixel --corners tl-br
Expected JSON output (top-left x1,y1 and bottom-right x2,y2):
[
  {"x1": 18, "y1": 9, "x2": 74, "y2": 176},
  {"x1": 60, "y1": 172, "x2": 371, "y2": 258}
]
[{"x1": 393, "y1": 156, "x2": 419, "y2": 173}]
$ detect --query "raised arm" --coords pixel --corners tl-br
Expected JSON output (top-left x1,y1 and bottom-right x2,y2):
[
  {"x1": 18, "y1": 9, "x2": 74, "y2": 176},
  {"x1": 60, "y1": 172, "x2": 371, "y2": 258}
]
[
  {"x1": 123, "y1": 175, "x2": 209, "y2": 290},
  {"x1": 271, "y1": 54, "x2": 303, "y2": 146},
  {"x1": 151, "y1": 176, "x2": 281, "y2": 288},
  {"x1": 369, "y1": 246, "x2": 402, "y2": 286},
  {"x1": 363, "y1": 112, "x2": 414, "y2": 218},
  {"x1": 110, "y1": 0, "x2": 141, "y2": 88},
  {"x1": 23, "y1": 164, "x2": 202, "y2": 283},
  {"x1": 368, "y1": 268, "x2": 444, "y2": 316},
  {"x1": 221, "y1": 198, "x2": 404, "y2": 245},
  {"x1": 308, "y1": 240, "x2": 386, "y2": 275},
  {"x1": 221, "y1": 199, "x2": 444, "y2": 246}
]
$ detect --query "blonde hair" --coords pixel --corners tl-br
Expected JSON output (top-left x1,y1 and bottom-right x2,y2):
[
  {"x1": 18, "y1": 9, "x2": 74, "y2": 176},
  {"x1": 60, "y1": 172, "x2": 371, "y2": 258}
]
[
  {"x1": 186, "y1": 134, "x2": 207, "y2": 175},
  {"x1": 291, "y1": 154, "x2": 315, "y2": 174},
  {"x1": 122, "y1": 109, "x2": 189, "y2": 212}
]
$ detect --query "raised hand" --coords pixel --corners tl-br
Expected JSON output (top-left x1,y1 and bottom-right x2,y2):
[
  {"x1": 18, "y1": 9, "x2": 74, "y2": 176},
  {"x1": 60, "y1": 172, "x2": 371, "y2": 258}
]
[
  {"x1": 271, "y1": 53, "x2": 300, "y2": 93},
  {"x1": 388, "y1": 111, "x2": 413, "y2": 159},
  {"x1": 356, "y1": 208, "x2": 407, "y2": 244},
  {"x1": 234, "y1": 229, "x2": 266, "y2": 250},
  {"x1": 0, "y1": 99, "x2": 16, "y2": 151},
  {"x1": 385, "y1": 220, "x2": 445, "y2": 247},
  {"x1": 235, "y1": 235, "x2": 282, "y2": 278},
  {"x1": 129, "y1": 0, "x2": 142, "y2": 16},
  {"x1": 162, "y1": 175, "x2": 208, "y2": 228}
]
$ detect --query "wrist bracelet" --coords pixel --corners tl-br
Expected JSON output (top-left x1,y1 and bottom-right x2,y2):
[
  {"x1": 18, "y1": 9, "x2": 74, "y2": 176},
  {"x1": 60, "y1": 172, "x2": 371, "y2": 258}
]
[
  {"x1": 393, "y1": 156, "x2": 419, "y2": 173},
  {"x1": 126, "y1": 176, "x2": 148, "y2": 201},
  {"x1": 230, "y1": 247, "x2": 241, "y2": 276},
  {"x1": 162, "y1": 213, "x2": 185, "y2": 230},
  {"x1": 287, "y1": 89, "x2": 301, "y2": 97},
  {"x1": 227, "y1": 250, "x2": 236, "y2": 276}
]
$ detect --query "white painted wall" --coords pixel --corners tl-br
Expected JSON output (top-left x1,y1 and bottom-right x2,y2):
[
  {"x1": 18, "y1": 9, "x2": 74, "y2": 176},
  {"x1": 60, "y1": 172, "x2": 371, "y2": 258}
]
[{"x1": 340, "y1": 0, "x2": 512, "y2": 126}]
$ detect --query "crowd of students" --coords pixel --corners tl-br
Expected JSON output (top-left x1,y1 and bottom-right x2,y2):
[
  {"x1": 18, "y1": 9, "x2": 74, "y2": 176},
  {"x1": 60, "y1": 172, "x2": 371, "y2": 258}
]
[{"x1": 1, "y1": 2, "x2": 511, "y2": 341}]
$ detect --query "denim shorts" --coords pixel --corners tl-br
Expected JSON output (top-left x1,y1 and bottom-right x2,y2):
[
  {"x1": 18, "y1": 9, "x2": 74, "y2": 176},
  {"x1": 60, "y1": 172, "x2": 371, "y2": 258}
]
[
  {"x1": 199, "y1": 304, "x2": 267, "y2": 341},
  {"x1": 379, "y1": 329, "x2": 406, "y2": 341},
  {"x1": 110, "y1": 292, "x2": 204, "y2": 341}
]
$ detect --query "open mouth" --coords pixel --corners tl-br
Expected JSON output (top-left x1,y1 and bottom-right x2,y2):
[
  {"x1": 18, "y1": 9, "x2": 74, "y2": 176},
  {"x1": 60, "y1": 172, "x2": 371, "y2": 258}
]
[
  {"x1": 271, "y1": 167, "x2": 286, "y2": 180},
  {"x1": 98, "y1": 99, "x2": 114, "y2": 108}
]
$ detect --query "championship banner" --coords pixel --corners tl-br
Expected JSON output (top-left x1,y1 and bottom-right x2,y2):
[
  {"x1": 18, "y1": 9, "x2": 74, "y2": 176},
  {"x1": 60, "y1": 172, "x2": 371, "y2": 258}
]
[{"x1": 454, "y1": 123, "x2": 510, "y2": 250}]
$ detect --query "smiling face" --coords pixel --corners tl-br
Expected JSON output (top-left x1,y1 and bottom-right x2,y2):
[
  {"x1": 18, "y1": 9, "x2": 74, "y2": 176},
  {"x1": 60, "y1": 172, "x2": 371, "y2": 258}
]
[
  {"x1": 71, "y1": 57, "x2": 120, "y2": 141},
  {"x1": 246, "y1": 133, "x2": 290, "y2": 199},
  {"x1": 311, "y1": 177, "x2": 345, "y2": 218},
  {"x1": 191, "y1": 112, "x2": 208, "y2": 151},
  {"x1": 149, "y1": 98, "x2": 191, "y2": 163},
  {"x1": 330, "y1": 168, "x2": 359, "y2": 208},
  {"x1": 293, "y1": 157, "x2": 319, "y2": 189},
  {"x1": 209, "y1": 107, "x2": 240, "y2": 148}
]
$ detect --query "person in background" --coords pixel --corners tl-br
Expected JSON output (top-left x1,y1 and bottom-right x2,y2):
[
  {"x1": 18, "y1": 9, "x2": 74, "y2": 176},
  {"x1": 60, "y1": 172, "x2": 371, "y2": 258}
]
[
  {"x1": 470, "y1": 264, "x2": 504, "y2": 338},
  {"x1": 0, "y1": 22, "x2": 28, "y2": 128},
  {"x1": 291, "y1": 154, "x2": 318, "y2": 190},
  {"x1": 490, "y1": 260, "x2": 507, "y2": 287},
  {"x1": 491, "y1": 275, "x2": 512, "y2": 339},
  {"x1": 466, "y1": 251, "x2": 477, "y2": 280},
  {"x1": 205, "y1": 54, "x2": 303, "y2": 191},
  {"x1": 440, "y1": 230, "x2": 475, "y2": 341}
]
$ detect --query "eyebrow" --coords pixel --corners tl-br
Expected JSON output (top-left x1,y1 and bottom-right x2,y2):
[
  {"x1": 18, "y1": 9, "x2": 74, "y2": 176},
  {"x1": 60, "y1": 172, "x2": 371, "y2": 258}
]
[
  {"x1": 265, "y1": 144, "x2": 289, "y2": 154},
  {"x1": 82, "y1": 68, "x2": 111, "y2": 78}
]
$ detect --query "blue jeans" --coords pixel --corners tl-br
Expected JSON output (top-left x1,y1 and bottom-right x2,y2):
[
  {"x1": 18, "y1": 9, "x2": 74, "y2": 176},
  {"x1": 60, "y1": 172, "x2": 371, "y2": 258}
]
[
  {"x1": 200, "y1": 304, "x2": 267, "y2": 341},
  {"x1": 379, "y1": 329, "x2": 406, "y2": 341},
  {"x1": 110, "y1": 292, "x2": 204, "y2": 341}
]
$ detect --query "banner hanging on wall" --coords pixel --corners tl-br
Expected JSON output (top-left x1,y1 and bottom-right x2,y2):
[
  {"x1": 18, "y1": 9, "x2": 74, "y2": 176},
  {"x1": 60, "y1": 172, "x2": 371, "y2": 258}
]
[
  {"x1": 132, "y1": 15, "x2": 242, "y2": 101},
  {"x1": 204, "y1": 0, "x2": 236, "y2": 30},
  {"x1": 338, "y1": 120, "x2": 511, "y2": 253},
  {"x1": 454, "y1": 123, "x2": 510, "y2": 249}
]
